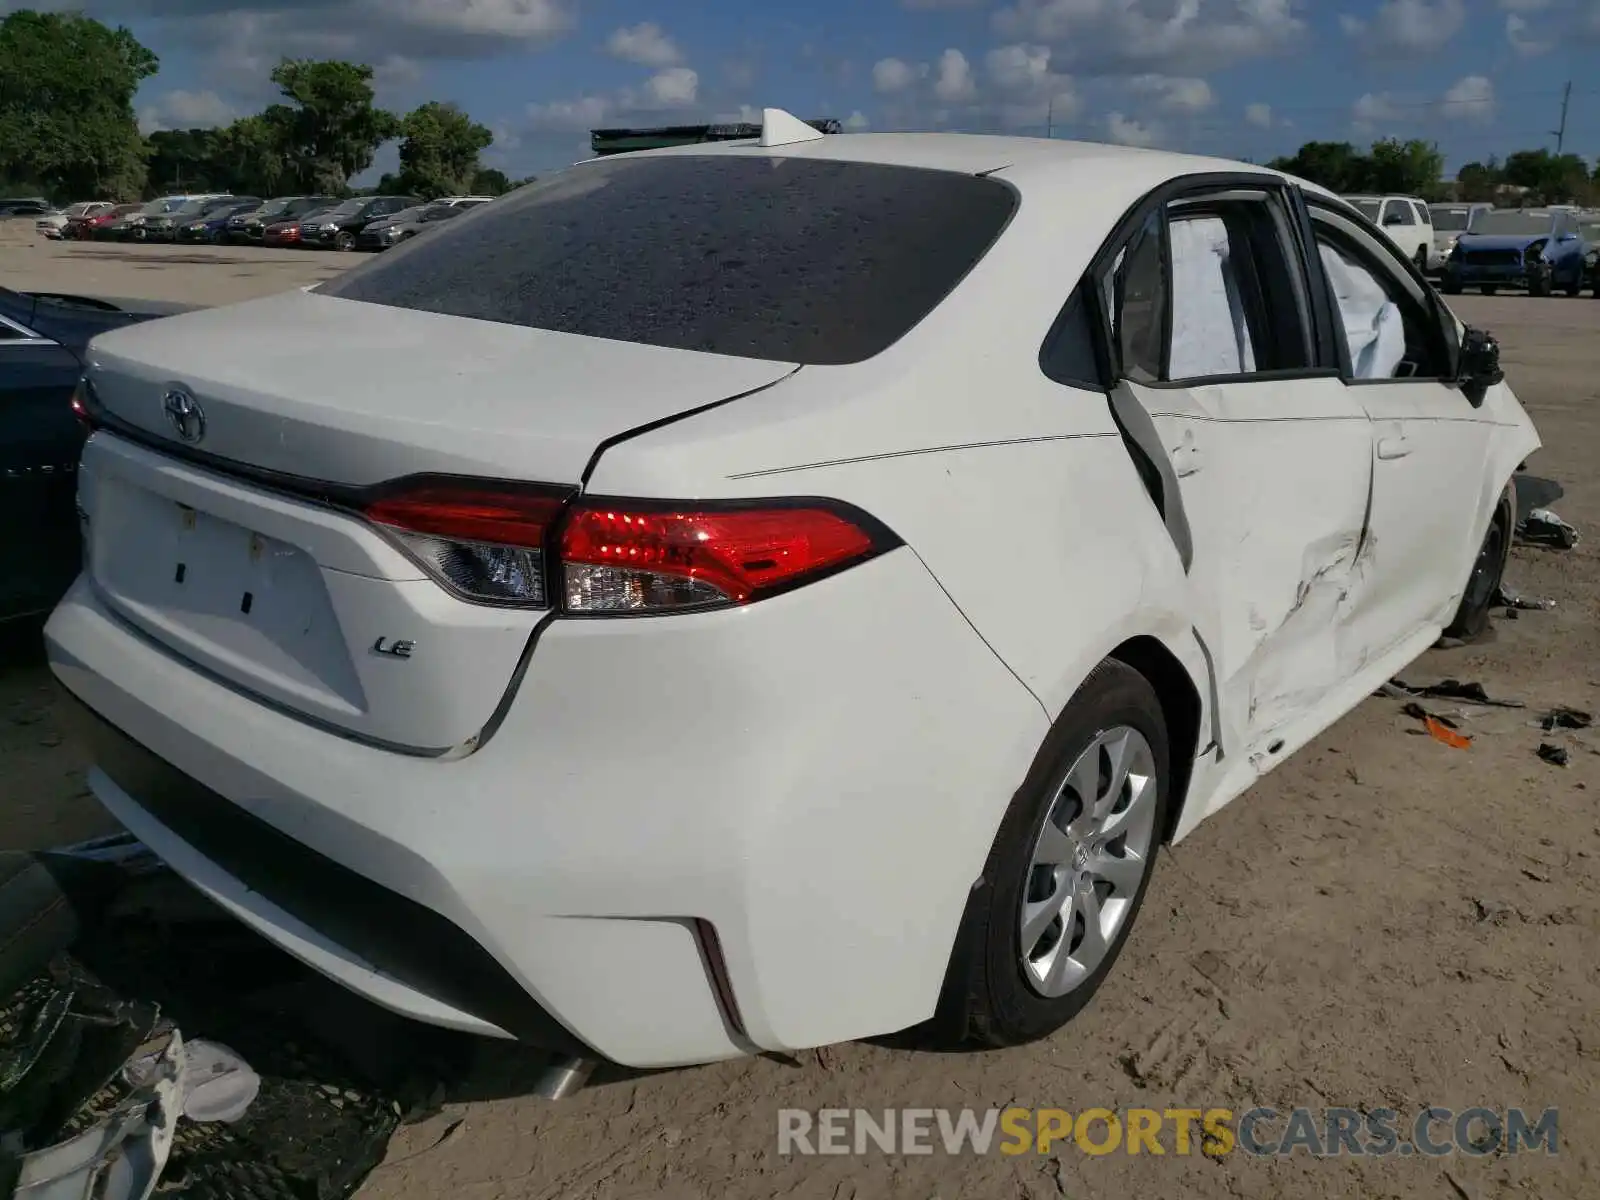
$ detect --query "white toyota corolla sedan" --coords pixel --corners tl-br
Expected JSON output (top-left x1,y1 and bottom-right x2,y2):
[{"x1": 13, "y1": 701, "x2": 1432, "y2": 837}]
[{"x1": 47, "y1": 110, "x2": 1537, "y2": 1072}]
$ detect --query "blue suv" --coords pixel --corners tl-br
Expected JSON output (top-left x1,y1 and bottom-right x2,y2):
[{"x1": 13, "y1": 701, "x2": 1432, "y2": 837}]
[{"x1": 1441, "y1": 208, "x2": 1587, "y2": 296}]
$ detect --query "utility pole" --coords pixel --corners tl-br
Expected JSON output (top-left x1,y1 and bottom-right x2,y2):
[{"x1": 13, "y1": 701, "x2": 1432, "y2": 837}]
[
  {"x1": 1046, "y1": 95, "x2": 1055, "y2": 139},
  {"x1": 1553, "y1": 81, "x2": 1571, "y2": 155}
]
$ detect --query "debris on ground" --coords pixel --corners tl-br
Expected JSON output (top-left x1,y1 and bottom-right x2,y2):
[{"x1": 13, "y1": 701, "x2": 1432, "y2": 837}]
[
  {"x1": 1537, "y1": 743, "x2": 1571, "y2": 767},
  {"x1": 1, "y1": 838, "x2": 457, "y2": 1200},
  {"x1": 1391, "y1": 678, "x2": 1526, "y2": 709},
  {"x1": 1517, "y1": 508, "x2": 1580, "y2": 550},
  {"x1": 1400, "y1": 702, "x2": 1473, "y2": 749},
  {"x1": 1540, "y1": 707, "x2": 1593, "y2": 732},
  {"x1": 1493, "y1": 584, "x2": 1557, "y2": 612}
]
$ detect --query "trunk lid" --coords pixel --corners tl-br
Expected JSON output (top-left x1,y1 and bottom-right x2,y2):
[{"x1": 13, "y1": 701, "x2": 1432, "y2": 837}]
[
  {"x1": 84, "y1": 288, "x2": 798, "y2": 486},
  {"x1": 77, "y1": 290, "x2": 798, "y2": 752}
]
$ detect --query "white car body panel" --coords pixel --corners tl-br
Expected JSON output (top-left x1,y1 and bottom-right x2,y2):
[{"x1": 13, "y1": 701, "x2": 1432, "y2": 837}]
[{"x1": 47, "y1": 130, "x2": 1542, "y2": 1067}]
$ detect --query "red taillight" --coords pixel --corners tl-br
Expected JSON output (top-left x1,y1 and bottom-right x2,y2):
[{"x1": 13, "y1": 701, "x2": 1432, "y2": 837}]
[
  {"x1": 364, "y1": 483, "x2": 571, "y2": 607},
  {"x1": 559, "y1": 501, "x2": 882, "y2": 613},
  {"x1": 360, "y1": 481, "x2": 893, "y2": 615}
]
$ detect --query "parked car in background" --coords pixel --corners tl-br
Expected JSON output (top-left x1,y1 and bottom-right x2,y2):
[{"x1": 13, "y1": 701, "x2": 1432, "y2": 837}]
[
  {"x1": 69, "y1": 203, "x2": 140, "y2": 240},
  {"x1": 261, "y1": 206, "x2": 337, "y2": 248},
  {"x1": 357, "y1": 198, "x2": 489, "y2": 250},
  {"x1": 230, "y1": 195, "x2": 338, "y2": 244},
  {"x1": 1343, "y1": 194, "x2": 1435, "y2": 271},
  {"x1": 38, "y1": 202, "x2": 115, "y2": 239},
  {"x1": 1580, "y1": 216, "x2": 1600, "y2": 297},
  {"x1": 0, "y1": 199, "x2": 54, "y2": 218},
  {"x1": 1426, "y1": 202, "x2": 1491, "y2": 274},
  {"x1": 0, "y1": 284, "x2": 192, "y2": 621},
  {"x1": 145, "y1": 195, "x2": 244, "y2": 243},
  {"x1": 299, "y1": 195, "x2": 419, "y2": 251},
  {"x1": 1441, "y1": 208, "x2": 1586, "y2": 296},
  {"x1": 46, "y1": 124, "x2": 1536, "y2": 1070},
  {"x1": 176, "y1": 199, "x2": 264, "y2": 244},
  {"x1": 100, "y1": 196, "x2": 192, "y2": 242}
]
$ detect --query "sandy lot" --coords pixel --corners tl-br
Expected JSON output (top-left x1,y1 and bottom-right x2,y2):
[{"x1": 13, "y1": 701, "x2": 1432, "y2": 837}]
[{"x1": 3, "y1": 232, "x2": 1598, "y2": 1199}]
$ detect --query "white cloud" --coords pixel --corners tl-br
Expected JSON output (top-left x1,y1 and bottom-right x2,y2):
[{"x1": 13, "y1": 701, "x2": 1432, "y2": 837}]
[
  {"x1": 1245, "y1": 101, "x2": 1274, "y2": 127},
  {"x1": 137, "y1": 89, "x2": 238, "y2": 134},
  {"x1": 521, "y1": 62, "x2": 700, "y2": 135},
  {"x1": 1505, "y1": 13, "x2": 1555, "y2": 54},
  {"x1": 1128, "y1": 74, "x2": 1215, "y2": 113},
  {"x1": 605, "y1": 22, "x2": 682, "y2": 67},
  {"x1": 1105, "y1": 111, "x2": 1159, "y2": 148},
  {"x1": 872, "y1": 56, "x2": 920, "y2": 94},
  {"x1": 1441, "y1": 74, "x2": 1495, "y2": 121},
  {"x1": 844, "y1": 110, "x2": 872, "y2": 131},
  {"x1": 523, "y1": 94, "x2": 615, "y2": 133},
  {"x1": 993, "y1": 0, "x2": 1304, "y2": 75},
  {"x1": 1344, "y1": 0, "x2": 1465, "y2": 56},
  {"x1": 385, "y1": 0, "x2": 571, "y2": 39},
  {"x1": 643, "y1": 66, "x2": 699, "y2": 107},
  {"x1": 986, "y1": 42, "x2": 1055, "y2": 91},
  {"x1": 933, "y1": 48, "x2": 978, "y2": 102},
  {"x1": 1351, "y1": 92, "x2": 1400, "y2": 127}
]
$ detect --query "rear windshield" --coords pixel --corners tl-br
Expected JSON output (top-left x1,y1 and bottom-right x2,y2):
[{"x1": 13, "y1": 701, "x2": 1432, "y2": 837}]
[
  {"x1": 1351, "y1": 198, "x2": 1381, "y2": 221},
  {"x1": 315, "y1": 155, "x2": 1019, "y2": 365},
  {"x1": 1430, "y1": 207, "x2": 1473, "y2": 232}
]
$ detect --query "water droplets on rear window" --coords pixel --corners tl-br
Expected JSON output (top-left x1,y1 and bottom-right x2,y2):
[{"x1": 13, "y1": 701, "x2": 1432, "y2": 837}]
[{"x1": 315, "y1": 155, "x2": 1018, "y2": 366}]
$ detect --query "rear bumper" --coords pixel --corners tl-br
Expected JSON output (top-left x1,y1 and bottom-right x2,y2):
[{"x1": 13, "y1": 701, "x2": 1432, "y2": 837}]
[{"x1": 46, "y1": 550, "x2": 1045, "y2": 1067}]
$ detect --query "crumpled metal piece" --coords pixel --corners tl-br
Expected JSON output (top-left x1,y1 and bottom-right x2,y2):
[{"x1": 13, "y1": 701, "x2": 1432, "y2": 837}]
[
  {"x1": 11, "y1": 1031, "x2": 184, "y2": 1200},
  {"x1": 1517, "y1": 507, "x2": 1579, "y2": 550}
]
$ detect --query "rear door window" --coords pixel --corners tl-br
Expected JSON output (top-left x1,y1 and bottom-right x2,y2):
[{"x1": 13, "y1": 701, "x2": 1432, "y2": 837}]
[{"x1": 316, "y1": 155, "x2": 1019, "y2": 365}]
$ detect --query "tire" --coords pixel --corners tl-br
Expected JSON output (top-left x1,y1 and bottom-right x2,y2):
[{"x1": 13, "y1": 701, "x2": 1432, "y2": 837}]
[
  {"x1": 1529, "y1": 275, "x2": 1552, "y2": 298},
  {"x1": 1443, "y1": 482, "x2": 1514, "y2": 642},
  {"x1": 1441, "y1": 277, "x2": 1462, "y2": 295},
  {"x1": 1563, "y1": 274, "x2": 1581, "y2": 298},
  {"x1": 1481, "y1": 284, "x2": 1497, "y2": 295},
  {"x1": 1415, "y1": 247, "x2": 1429, "y2": 274},
  {"x1": 929, "y1": 660, "x2": 1171, "y2": 1049},
  {"x1": 334, "y1": 230, "x2": 356, "y2": 252}
]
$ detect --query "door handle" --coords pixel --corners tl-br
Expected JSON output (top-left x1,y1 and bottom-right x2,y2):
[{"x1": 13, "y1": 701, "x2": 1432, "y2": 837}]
[{"x1": 1376, "y1": 435, "x2": 1412, "y2": 460}]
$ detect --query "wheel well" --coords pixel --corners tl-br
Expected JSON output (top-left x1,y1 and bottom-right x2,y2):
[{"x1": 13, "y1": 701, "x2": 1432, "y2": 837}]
[{"x1": 1109, "y1": 636, "x2": 1202, "y2": 846}]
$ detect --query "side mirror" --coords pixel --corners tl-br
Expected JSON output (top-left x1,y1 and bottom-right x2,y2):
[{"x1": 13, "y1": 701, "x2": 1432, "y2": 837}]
[
  {"x1": 1383, "y1": 213, "x2": 1405, "y2": 226},
  {"x1": 1458, "y1": 326, "x2": 1503, "y2": 408}
]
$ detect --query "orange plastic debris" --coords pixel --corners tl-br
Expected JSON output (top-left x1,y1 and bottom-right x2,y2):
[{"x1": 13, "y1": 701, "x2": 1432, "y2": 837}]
[{"x1": 1424, "y1": 716, "x2": 1472, "y2": 749}]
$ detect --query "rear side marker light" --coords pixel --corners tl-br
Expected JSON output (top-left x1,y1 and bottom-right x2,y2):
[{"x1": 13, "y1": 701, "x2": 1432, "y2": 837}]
[{"x1": 359, "y1": 480, "x2": 895, "y2": 615}]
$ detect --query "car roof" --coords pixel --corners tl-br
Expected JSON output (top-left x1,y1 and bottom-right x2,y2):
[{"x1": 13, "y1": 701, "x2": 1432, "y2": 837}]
[{"x1": 610, "y1": 131, "x2": 1332, "y2": 208}]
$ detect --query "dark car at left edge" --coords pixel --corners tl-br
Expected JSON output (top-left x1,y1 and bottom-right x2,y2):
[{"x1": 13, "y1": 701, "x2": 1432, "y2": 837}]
[{"x1": 0, "y1": 286, "x2": 191, "y2": 620}]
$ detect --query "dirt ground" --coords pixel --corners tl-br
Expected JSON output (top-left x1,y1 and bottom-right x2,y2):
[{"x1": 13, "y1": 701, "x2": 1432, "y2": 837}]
[{"x1": 2, "y1": 229, "x2": 1598, "y2": 1200}]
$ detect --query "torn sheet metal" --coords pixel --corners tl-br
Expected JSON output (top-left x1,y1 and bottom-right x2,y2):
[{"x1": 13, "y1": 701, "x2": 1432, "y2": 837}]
[{"x1": 1517, "y1": 507, "x2": 1579, "y2": 550}]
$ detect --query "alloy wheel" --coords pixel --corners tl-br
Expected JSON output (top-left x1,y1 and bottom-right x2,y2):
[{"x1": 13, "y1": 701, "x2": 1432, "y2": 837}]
[{"x1": 1019, "y1": 725, "x2": 1159, "y2": 998}]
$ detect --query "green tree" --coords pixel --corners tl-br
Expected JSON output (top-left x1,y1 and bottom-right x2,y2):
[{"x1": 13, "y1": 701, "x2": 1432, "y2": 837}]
[
  {"x1": 145, "y1": 127, "x2": 223, "y2": 193},
  {"x1": 206, "y1": 110, "x2": 298, "y2": 197},
  {"x1": 1501, "y1": 148, "x2": 1592, "y2": 204},
  {"x1": 1266, "y1": 141, "x2": 1371, "y2": 192},
  {"x1": 0, "y1": 10, "x2": 157, "y2": 200},
  {"x1": 470, "y1": 166, "x2": 513, "y2": 195},
  {"x1": 269, "y1": 58, "x2": 399, "y2": 192},
  {"x1": 1366, "y1": 138, "x2": 1446, "y2": 199},
  {"x1": 1455, "y1": 158, "x2": 1501, "y2": 203},
  {"x1": 394, "y1": 101, "x2": 493, "y2": 198}
]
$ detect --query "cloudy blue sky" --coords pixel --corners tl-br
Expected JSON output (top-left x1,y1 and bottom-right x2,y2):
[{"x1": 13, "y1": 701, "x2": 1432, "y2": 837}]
[{"x1": 14, "y1": 0, "x2": 1600, "y2": 179}]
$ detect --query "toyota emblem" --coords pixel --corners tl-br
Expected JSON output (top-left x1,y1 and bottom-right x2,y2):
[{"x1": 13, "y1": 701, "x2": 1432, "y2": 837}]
[{"x1": 162, "y1": 387, "x2": 206, "y2": 444}]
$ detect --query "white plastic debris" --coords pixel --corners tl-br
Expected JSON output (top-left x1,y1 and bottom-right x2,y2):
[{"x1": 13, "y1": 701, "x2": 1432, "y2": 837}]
[
  {"x1": 178, "y1": 1040, "x2": 260, "y2": 1124},
  {"x1": 12, "y1": 1031, "x2": 184, "y2": 1200}
]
